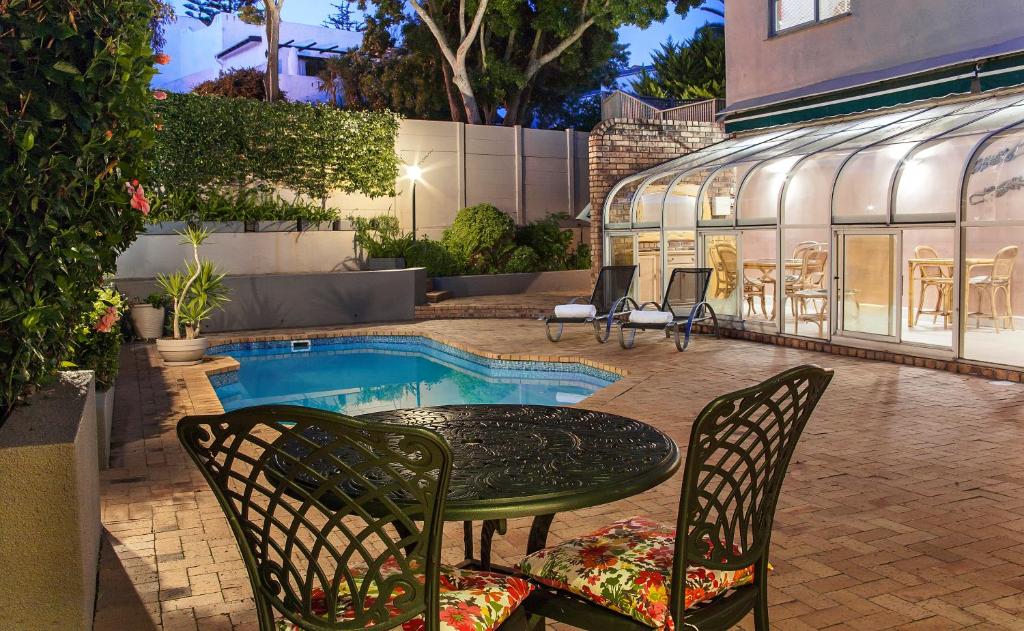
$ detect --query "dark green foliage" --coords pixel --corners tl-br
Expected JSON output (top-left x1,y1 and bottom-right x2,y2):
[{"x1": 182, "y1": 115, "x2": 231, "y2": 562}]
[
  {"x1": 148, "y1": 189, "x2": 336, "y2": 224},
  {"x1": 568, "y1": 242, "x2": 593, "y2": 271},
  {"x1": 442, "y1": 204, "x2": 517, "y2": 274},
  {"x1": 323, "y1": 1, "x2": 365, "y2": 30},
  {"x1": 404, "y1": 238, "x2": 464, "y2": 277},
  {"x1": 348, "y1": 215, "x2": 413, "y2": 259},
  {"x1": 630, "y1": 23, "x2": 725, "y2": 100},
  {"x1": 192, "y1": 67, "x2": 277, "y2": 100},
  {"x1": 0, "y1": 0, "x2": 156, "y2": 421},
  {"x1": 516, "y1": 214, "x2": 575, "y2": 271},
  {"x1": 182, "y1": 0, "x2": 256, "y2": 25},
  {"x1": 67, "y1": 286, "x2": 125, "y2": 391},
  {"x1": 152, "y1": 92, "x2": 399, "y2": 201},
  {"x1": 504, "y1": 246, "x2": 541, "y2": 274}
]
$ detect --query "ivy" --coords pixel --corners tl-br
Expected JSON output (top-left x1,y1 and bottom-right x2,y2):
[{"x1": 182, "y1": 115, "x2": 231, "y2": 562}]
[
  {"x1": 152, "y1": 93, "x2": 400, "y2": 201},
  {"x1": 0, "y1": 0, "x2": 157, "y2": 422}
]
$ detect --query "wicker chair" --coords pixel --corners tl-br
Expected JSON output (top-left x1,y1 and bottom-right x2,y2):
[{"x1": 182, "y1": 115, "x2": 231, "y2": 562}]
[
  {"x1": 913, "y1": 245, "x2": 953, "y2": 328},
  {"x1": 968, "y1": 245, "x2": 1019, "y2": 333},
  {"x1": 708, "y1": 242, "x2": 739, "y2": 299},
  {"x1": 178, "y1": 406, "x2": 532, "y2": 631},
  {"x1": 519, "y1": 365, "x2": 834, "y2": 631}
]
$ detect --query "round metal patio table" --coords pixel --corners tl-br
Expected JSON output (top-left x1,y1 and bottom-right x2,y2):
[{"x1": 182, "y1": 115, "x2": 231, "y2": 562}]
[{"x1": 292, "y1": 404, "x2": 680, "y2": 570}]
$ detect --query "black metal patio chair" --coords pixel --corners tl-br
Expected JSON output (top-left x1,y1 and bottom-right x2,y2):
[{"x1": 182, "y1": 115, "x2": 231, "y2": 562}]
[
  {"x1": 177, "y1": 405, "x2": 533, "y2": 631},
  {"x1": 518, "y1": 365, "x2": 834, "y2": 631},
  {"x1": 543, "y1": 265, "x2": 637, "y2": 343},
  {"x1": 616, "y1": 268, "x2": 720, "y2": 351}
]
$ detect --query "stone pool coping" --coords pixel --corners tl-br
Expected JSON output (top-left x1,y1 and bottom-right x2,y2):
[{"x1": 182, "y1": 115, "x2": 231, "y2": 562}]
[{"x1": 181, "y1": 327, "x2": 633, "y2": 416}]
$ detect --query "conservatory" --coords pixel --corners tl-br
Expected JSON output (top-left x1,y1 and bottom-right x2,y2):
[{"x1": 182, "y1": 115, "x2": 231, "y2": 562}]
[{"x1": 604, "y1": 89, "x2": 1024, "y2": 368}]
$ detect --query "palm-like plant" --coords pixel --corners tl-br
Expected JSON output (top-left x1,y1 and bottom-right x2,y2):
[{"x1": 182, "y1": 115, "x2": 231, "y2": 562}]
[{"x1": 156, "y1": 227, "x2": 230, "y2": 339}]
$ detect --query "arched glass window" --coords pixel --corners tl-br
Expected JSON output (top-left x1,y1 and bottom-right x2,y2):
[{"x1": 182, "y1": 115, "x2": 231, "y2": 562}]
[
  {"x1": 699, "y1": 162, "x2": 755, "y2": 225},
  {"x1": 783, "y1": 150, "x2": 848, "y2": 225},
  {"x1": 964, "y1": 126, "x2": 1024, "y2": 222},
  {"x1": 893, "y1": 133, "x2": 988, "y2": 221},
  {"x1": 665, "y1": 167, "x2": 713, "y2": 229},
  {"x1": 833, "y1": 142, "x2": 912, "y2": 222},
  {"x1": 605, "y1": 176, "x2": 644, "y2": 226},
  {"x1": 633, "y1": 173, "x2": 676, "y2": 226},
  {"x1": 737, "y1": 156, "x2": 801, "y2": 225}
]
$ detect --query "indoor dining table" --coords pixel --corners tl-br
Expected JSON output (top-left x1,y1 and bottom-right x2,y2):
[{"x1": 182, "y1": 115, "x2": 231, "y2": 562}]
[
  {"x1": 277, "y1": 404, "x2": 681, "y2": 571},
  {"x1": 906, "y1": 257, "x2": 994, "y2": 327}
]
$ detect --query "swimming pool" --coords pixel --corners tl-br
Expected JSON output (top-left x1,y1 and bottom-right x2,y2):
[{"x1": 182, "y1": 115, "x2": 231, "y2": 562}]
[{"x1": 208, "y1": 336, "x2": 619, "y2": 415}]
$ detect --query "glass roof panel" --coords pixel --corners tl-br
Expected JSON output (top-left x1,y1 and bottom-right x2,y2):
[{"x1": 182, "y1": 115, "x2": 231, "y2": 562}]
[
  {"x1": 954, "y1": 92, "x2": 1024, "y2": 113},
  {"x1": 665, "y1": 167, "x2": 714, "y2": 228},
  {"x1": 606, "y1": 176, "x2": 645, "y2": 225},
  {"x1": 893, "y1": 132, "x2": 988, "y2": 220},
  {"x1": 699, "y1": 162, "x2": 756, "y2": 224},
  {"x1": 634, "y1": 173, "x2": 676, "y2": 225},
  {"x1": 783, "y1": 150, "x2": 848, "y2": 225},
  {"x1": 833, "y1": 142, "x2": 915, "y2": 221},
  {"x1": 737, "y1": 155, "x2": 802, "y2": 224},
  {"x1": 941, "y1": 104, "x2": 1024, "y2": 138},
  {"x1": 964, "y1": 126, "x2": 1024, "y2": 222}
]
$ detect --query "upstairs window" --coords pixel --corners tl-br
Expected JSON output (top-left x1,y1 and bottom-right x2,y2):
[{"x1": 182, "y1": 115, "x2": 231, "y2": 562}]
[{"x1": 772, "y1": 0, "x2": 851, "y2": 34}]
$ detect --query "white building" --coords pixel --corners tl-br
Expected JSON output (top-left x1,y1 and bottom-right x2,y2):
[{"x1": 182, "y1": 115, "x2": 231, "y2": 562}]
[{"x1": 153, "y1": 13, "x2": 361, "y2": 103}]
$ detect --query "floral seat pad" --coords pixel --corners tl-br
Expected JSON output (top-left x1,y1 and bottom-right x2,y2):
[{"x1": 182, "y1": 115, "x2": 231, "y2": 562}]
[
  {"x1": 276, "y1": 561, "x2": 534, "y2": 631},
  {"x1": 517, "y1": 516, "x2": 756, "y2": 630}
]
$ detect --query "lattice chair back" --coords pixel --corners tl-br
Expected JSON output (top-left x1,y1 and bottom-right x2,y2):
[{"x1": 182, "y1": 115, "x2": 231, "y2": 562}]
[
  {"x1": 177, "y1": 405, "x2": 453, "y2": 631},
  {"x1": 670, "y1": 365, "x2": 833, "y2": 622},
  {"x1": 664, "y1": 268, "x2": 713, "y2": 319},
  {"x1": 992, "y1": 245, "x2": 1019, "y2": 282},
  {"x1": 914, "y1": 245, "x2": 948, "y2": 279},
  {"x1": 591, "y1": 265, "x2": 637, "y2": 314}
]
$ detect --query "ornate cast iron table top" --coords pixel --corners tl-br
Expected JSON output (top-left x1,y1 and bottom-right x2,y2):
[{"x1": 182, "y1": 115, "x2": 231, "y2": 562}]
[{"x1": 290, "y1": 404, "x2": 680, "y2": 522}]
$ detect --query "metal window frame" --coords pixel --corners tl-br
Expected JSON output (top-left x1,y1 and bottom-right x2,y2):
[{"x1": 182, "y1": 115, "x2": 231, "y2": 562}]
[{"x1": 769, "y1": 0, "x2": 853, "y2": 37}]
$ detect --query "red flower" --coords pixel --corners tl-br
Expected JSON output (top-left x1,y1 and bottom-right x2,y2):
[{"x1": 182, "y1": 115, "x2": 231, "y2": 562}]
[
  {"x1": 635, "y1": 570, "x2": 665, "y2": 589},
  {"x1": 438, "y1": 602, "x2": 482, "y2": 631},
  {"x1": 505, "y1": 577, "x2": 533, "y2": 603},
  {"x1": 94, "y1": 305, "x2": 119, "y2": 333},
  {"x1": 103, "y1": 130, "x2": 113, "y2": 140},
  {"x1": 402, "y1": 619, "x2": 426, "y2": 631},
  {"x1": 125, "y1": 180, "x2": 150, "y2": 215},
  {"x1": 153, "y1": 90, "x2": 168, "y2": 100},
  {"x1": 154, "y1": 52, "x2": 171, "y2": 65},
  {"x1": 580, "y1": 544, "x2": 618, "y2": 570}
]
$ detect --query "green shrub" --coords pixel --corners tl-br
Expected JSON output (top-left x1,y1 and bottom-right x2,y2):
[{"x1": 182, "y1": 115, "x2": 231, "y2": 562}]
[
  {"x1": 516, "y1": 214, "x2": 575, "y2": 271},
  {"x1": 147, "y1": 189, "x2": 337, "y2": 224},
  {"x1": 568, "y1": 242, "x2": 593, "y2": 271},
  {"x1": 1, "y1": 0, "x2": 156, "y2": 421},
  {"x1": 404, "y1": 238, "x2": 464, "y2": 277},
  {"x1": 66, "y1": 286, "x2": 125, "y2": 392},
  {"x1": 503, "y1": 246, "x2": 541, "y2": 274},
  {"x1": 153, "y1": 93, "x2": 399, "y2": 201},
  {"x1": 348, "y1": 215, "x2": 414, "y2": 259},
  {"x1": 442, "y1": 204, "x2": 516, "y2": 274}
]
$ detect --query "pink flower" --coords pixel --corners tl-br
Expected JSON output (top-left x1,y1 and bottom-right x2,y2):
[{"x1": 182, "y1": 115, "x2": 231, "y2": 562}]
[
  {"x1": 94, "y1": 306, "x2": 119, "y2": 333},
  {"x1": 153, "y1": 90, "x2": 168, "y2": 100},
  {"x1": 154, "y1": 53, "x2": 171, "y2": 65},
  {"x1": 126, "y1": 180, "x2": 150, "y2": 215}
]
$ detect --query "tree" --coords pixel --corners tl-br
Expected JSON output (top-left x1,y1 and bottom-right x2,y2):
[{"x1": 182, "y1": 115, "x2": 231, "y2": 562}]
[
  {"x1": 629, "y1": 23, "x2": 725, "y2": 100},
  {"x1": 150, "y1": 1, "x2": 175, "y2": 51},
  {"x1": 263, "y1": 0, "x2": 285, "y2": 102},
  {"x1": 183, "y1": 0, "x2": 256, "y2": 25},
  {"x1": 324, "y1": 1, "x2": 364, "y2": 30}
]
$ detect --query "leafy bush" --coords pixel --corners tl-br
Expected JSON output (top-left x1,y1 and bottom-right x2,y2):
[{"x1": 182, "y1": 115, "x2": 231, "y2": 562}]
[
  {"x1": 503, "y1": 246, "x2": 541, "y2": 274},
  {"x1": 193, "y1": 67, "x2": 279, "y2": 101},
  {"x1": 156, "y1": 228, "x2": 230, "y2": 339},
  {"x1": 67, "y1": 286, "x2": 126, "y2": 392},
  {"x1": 516, "y1": 214, "x2": 575, "y2": 271},
  {"x1": 404, "y1": 238, "x2": 464, "y2": 277},
  {"x1": 348, "y1": 215, "x2": 414, "y2": 259},
  {"x1": 442, "y1": 204, "x2": 516, "y2": 274},
  {"x1": 1, "y1": 0, "x2": 156, "y2": 421},
  {"x1": 567, "y1": 242, "x2": 592, "y2": 271},
  {"x1": 148, "y1": 189, "x2": 336, "y2": 224},
  {"x1": 153, "y1": 92, "x2": 399, "y2": 201}
]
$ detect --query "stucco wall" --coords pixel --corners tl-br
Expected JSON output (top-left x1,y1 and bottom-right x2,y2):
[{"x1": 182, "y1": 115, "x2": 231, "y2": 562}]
[{"x1": 726, "y1": 0, "x2": 1024, "y2": 108}]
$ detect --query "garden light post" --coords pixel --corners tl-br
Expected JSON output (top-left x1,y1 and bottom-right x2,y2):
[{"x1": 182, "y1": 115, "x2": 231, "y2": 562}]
[{"x1": 407, "y1": 164, "x2": 423, "y2": 240}]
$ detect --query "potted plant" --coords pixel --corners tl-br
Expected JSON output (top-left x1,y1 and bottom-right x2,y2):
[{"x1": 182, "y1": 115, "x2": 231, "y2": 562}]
[
  {"x1": 129, "y1": 292, "x2": 167, "y2": 340},
  {"x1": 155, "y1": 226, "x2": 230, "y2": 365},
  {"x1": 66, "y1": 284, "x2": 125, "y2": 469},
  {"x1": 349, "y1": 214, "x2": 412, "y2": 269}
]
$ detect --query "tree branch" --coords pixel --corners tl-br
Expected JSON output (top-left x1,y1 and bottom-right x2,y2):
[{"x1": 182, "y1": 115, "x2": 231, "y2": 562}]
[
  {"x1": 408, "y1": 0, "x2": 457, "y2": 66},
  {"x1": 525, "y1": 16, "x2": 596, "y2": 81},
  {"x1": 459, "y1": 0, "x2": 466, "y2": 39},
  {"x1": 455, "y1": 0, "x2": 488, "y2": 62}
]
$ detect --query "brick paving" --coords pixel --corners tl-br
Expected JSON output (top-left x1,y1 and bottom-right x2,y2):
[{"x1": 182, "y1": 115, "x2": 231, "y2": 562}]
[{"x1": 95, "y1": 319, "x2": 1024, "y2": 630}]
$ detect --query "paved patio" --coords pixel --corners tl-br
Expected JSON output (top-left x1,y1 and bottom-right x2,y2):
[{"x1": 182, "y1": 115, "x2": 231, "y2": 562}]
[{"x1": 95, "y1": 319, "x2": 1024, "y2": 630}]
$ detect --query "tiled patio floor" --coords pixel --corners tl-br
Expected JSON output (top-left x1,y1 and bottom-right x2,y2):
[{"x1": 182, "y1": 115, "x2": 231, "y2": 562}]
[{"x1": 95, "y1": 319, "x2": 1024, "y2": 630}]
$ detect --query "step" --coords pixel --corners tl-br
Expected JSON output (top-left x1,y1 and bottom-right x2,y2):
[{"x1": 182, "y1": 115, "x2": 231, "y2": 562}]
[{"x1": 425, "y1": 290, "x2": 453, "y2": 303}]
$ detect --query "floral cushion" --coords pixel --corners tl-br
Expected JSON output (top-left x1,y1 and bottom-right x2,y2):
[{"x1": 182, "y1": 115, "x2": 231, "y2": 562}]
[
  {"x1": 276, "y1": 560, "x2": 534, "y2": 631},
  {"x1": 517, "y1": 517, "x2": 757, "y2": 630}
]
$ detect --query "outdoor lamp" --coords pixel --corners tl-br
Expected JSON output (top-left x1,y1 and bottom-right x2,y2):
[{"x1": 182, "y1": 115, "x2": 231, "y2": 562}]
[{"x1": 407, "y1": 164, "x2": 423, "y2": 239}]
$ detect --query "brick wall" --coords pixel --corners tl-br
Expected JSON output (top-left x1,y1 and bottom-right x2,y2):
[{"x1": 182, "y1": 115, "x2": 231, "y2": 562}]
[{"x1": 587, "y1": 118, "x2": 727, "y2": 280}]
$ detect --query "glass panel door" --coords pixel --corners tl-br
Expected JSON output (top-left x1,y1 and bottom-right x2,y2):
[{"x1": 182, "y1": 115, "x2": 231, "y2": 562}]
[
  {"x1": 702, "y1": 232, "x2": 740, "y2": 318},
  {"x1": 636, "y1": 232, "x2": 663, "y2": 305},
  {"x1": 836, "y1": 231, "x2": 899, "y2": 339},
  {"x1": 607, "y1": 233, "x2": 637, "y2": 300}
]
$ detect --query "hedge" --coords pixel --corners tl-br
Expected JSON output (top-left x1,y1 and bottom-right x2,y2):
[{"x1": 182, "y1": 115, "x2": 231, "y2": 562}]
[
  {"x1": 0, "y1": 0, "x2": 156, "y2": 422},
  {"x1": 152, "y1": 93, "x2": 400, "y2": 200}
]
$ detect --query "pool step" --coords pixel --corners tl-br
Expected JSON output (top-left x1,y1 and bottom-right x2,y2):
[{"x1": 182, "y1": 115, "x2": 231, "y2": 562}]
[{"x1": 425, "y1": 289, "x2": 453, "y2": 303}]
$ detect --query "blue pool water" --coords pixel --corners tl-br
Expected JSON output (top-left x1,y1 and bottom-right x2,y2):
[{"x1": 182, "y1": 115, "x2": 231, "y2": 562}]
[{"x1": 209, "y1": 336, "x2": 619, "y2": 415}]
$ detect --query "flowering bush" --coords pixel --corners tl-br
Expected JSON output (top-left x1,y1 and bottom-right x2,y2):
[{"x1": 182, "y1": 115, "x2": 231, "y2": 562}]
[
  {"x1": 0, "y1": 0, "x2": 157, "y2": 422},
  {"x1": 67, "y1": 286, "x2": 126, "y2": 392}
]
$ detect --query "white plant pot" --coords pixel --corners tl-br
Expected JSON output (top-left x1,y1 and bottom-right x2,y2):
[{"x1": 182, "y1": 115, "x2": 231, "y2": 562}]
[
  {"x1": 156, "y1": 337, "x2": 209, "y2": 366},
  {"x1": 130, "y1": 305, "x2": 165, "y2": 339},
  {"x1": 96, "y1": 385, "x2": 115, "y2": 470}
]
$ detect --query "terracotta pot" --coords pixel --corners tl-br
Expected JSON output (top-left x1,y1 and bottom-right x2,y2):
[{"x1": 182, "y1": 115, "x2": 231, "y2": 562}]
[
  {"x1": 130, "y1": 305, "x2": 165, "y2": 339},
  {"x1": 156, "y1": 337, "x2": 209, "y2": 366}
]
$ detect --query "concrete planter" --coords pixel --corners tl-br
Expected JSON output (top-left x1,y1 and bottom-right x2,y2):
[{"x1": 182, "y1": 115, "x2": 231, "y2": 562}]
[
  {"x1": 144, "y1": 221, "x2": 189, "y2": 235},
  {"x1": 96, "y1": 386, "x2": 114, "y2": 470},
  {"x1": 0, "y1": 371, "x2": 100, "y2": 630},
  {"x1": 252, "y1": 220, "x2": 298, "y2": 232},
  {"x1": 431, "y1": 269, "x2": 592, "y2": 298},
  {"x1": 129, "y1": 304, "x2": 164, "y2": 339},
  {"x1": 201, "y1": 221, "x2": 245, "y2": 233},
  {"x1": 368, "y1": 257, "x2": 405, "y2": 270},
  {"x1": 300, "y1": 220, "x2": 338, "y2": 231},
  {"x1": 156, "y1": 337, "x2": 209, "y2": 366}
]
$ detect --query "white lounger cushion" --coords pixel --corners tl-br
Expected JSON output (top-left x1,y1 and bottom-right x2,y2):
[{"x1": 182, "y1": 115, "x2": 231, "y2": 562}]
[
  {"x1": 628, "y1": 309, "x2": 674, "y2": 325},
  {"x1": 554, "y1": 304, "x2": 598, "y2": 319}
]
